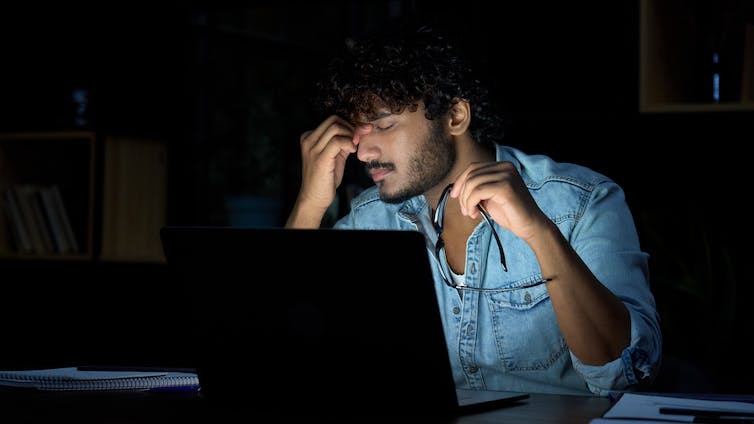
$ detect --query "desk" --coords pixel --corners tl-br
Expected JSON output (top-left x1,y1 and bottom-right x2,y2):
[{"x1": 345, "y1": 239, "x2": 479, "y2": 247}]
[
  {"x1": 456, "y1": 392, "x2": 611, "y2": 424},
  {"x1": 0, "y1": 388, "x2": 611, "y2": 423}
]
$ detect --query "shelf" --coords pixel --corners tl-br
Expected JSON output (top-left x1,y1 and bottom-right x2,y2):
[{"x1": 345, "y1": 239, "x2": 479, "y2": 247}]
[
  {"x1": 640, "y1": 101, "x2": 754, "y2": 114},
  {"x1": 640, "y1": 0, "x2": 754, "y2": 113},
  {"x1": 0, "y1": 132, "x2": 95, "y2": 259},
  {"x1": 0, "y1": 131, "x2": 166, "y2": 262}
]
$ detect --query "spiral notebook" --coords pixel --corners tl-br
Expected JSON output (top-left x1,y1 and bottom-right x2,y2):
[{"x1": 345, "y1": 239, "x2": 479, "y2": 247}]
[{"x1": 0, "y1": 367, "x2": 200, "y2": 392}]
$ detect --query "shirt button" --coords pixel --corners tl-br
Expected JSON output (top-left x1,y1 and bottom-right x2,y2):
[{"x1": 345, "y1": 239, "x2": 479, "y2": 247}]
[
  {"x1": 470, "y1": 262, "x2": 477, "y2": 274},
  {"x1": 452, "y1": 306, "x2": 461, "y2": 314},
  {"x1": 524, "y1": 291, "x2": 532, "y2": 303},
  {"x1": 468, "y1": 366, "x2": 479, "y2": 373}
]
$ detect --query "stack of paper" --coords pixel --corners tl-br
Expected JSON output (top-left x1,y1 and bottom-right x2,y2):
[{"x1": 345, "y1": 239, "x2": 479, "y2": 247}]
[
  {"x1": 592, "y1": 392, "x2": 754, "y2": 423},
  {"x1": 0, "y1": 367, "x2": 200, "y2": 392}
]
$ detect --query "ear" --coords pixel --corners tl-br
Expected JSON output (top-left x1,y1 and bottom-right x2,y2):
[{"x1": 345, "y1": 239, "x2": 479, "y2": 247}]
[{"x1": 447, "y1": 99, "x2": 471, "y2": 136}]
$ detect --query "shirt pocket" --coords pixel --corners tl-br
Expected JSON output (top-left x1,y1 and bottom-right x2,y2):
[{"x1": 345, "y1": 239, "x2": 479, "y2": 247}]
[{"x1": 484, "y1": 281, "x2": 568, "y2": 372}]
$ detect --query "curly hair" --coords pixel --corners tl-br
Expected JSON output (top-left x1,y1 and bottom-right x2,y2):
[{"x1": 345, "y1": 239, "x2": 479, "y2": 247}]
[{"x1": 316, "y1": 26, "x2": 504, "y2": 147}]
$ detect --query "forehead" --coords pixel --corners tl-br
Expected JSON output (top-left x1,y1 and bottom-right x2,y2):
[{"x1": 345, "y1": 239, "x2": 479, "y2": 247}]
[{"x1": 352, "y1": 100, "x2": 424, "y2": 124}]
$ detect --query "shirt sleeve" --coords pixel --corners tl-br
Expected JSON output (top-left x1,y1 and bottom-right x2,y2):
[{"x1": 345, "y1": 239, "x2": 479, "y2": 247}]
[{"x1": 568, "y1": 180, "x2": 662, "y2": 394}]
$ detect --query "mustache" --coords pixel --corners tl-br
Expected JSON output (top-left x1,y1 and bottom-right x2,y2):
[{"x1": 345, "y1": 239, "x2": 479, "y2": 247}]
[{"x1": 365, "y1": 161, "x2": 395, "y2": 172}]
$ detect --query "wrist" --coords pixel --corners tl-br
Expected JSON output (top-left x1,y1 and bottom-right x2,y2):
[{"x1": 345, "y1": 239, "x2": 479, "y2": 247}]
[
  {"x1": 285, "y1": 197, "x2": 329, "y2": 229},
  {"x1": 526, "y1": 219, "x2": 564, "y2": 253}
]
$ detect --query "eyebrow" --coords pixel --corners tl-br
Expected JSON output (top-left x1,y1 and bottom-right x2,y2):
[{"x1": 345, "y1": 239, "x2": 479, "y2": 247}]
[
  {"x1": 354, "y1": 111, "x2": 392, "y2": 126},
  {"x1": 370, "y1": 112, "x2": 392, "y2": 121}
]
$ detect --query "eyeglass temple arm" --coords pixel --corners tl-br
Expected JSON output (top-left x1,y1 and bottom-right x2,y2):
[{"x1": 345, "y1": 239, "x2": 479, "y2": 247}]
[{"x1": 477, "y1": 204, "x2": 508, "y2": 272}]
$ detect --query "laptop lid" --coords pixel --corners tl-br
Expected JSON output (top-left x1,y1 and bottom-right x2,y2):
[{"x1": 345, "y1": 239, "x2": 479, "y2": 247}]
[{"x1": 160, "y1": 226, "x2": 528, "y2": 417}]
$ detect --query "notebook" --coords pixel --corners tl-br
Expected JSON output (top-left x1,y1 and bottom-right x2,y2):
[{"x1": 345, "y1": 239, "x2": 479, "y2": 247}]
[
  {"x1": 0, "y1": 367, "x2": 199, "y2": 392},
  {"x1": 160, "y1": 226, "x2": 529, "y2": 417}
]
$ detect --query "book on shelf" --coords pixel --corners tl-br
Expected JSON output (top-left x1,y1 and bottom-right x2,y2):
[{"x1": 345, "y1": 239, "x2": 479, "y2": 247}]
[
  {"x1": 49, "y1": 184, "x2": 79, "y2": 253},
  {"x1": 2, "y1": 188, "x2": 33, "y2": 254},
  {"x1": 11, "y1": 185, "x2": 50, "y2": 255},
  {"x1": 15, "y1": 185, "x2": 55, "y2": 255},
  {"x1": 0, "y1": 366, "x2": 200, "y2": 392},
  {"x1": 1, "y1": 184, "x2": 80, "y2": 256},
  {"x1": 38, "y1": 185, "x2": 73, "y2": 254}
]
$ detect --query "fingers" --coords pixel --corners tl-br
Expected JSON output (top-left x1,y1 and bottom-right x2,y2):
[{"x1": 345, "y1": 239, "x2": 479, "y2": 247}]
[
  {"x1": 300, "y1": 130, "x2": 313, "y2": 143},
  {"x1": 320, "y1": 133, "x2": 358, "y2": 161},
  {"x1": 313, "y1": 122, "x2": 355, "y2": 154},
  {"x1": 299, "y1": 115, "x2": 360, "y2": 162},
  {"x1": 451, "y1": 162, "x2": 518, "y2": 216},
  {"x1": 302, "y1": 115, "x2": 352, "y2": 143},
  {"x1": 300, "y1": 115, "x2": 354, "y2": 151},
  {"x1": 352, "y1": 123, "x2": 374, "y2": 145}
]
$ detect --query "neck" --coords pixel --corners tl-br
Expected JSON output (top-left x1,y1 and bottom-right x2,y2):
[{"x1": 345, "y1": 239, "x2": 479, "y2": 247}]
[{"x1": 427, "y1": 137, "x2": 496, "y2": 209}]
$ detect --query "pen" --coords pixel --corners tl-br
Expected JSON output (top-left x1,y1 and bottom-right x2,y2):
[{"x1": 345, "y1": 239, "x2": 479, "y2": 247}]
[
  {"x1": 691, "y1": 418, "x2": 754, "y2": 423},
  {"x1": 660, "y1": 407, "x2": 754, "y2": 423}
]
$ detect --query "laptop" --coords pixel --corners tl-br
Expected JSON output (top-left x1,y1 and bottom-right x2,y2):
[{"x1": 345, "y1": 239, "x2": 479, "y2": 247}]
[{"x1": 160, "y1": 226, "x2": 529, "y2": 417}]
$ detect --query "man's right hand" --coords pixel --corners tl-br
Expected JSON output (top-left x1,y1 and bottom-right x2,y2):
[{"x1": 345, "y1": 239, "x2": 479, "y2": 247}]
[{"x1": 286, "y1": 115, "x2": 362, "y2": 228}]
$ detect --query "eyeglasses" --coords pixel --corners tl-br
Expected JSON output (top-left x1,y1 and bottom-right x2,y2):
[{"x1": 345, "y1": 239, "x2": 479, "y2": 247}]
[{"x1": 432, "y1": 183, "x2": 551, "y2": 292}]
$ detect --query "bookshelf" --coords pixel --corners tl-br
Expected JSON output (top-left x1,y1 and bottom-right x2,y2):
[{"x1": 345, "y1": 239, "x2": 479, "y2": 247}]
[
  {"x1": 639, "y1": 0, "x2": 754, "y2": 113},
  {"x1": 0, "y1": 131, "x2": 167, "y2": 262}
]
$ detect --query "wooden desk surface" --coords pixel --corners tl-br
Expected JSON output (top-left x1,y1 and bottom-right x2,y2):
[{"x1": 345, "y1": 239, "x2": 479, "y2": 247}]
[
  {"x1": 0, "y1": 388, "x2": 611, "y2": 423},
  {"x1": 455, "y1": 392, "x2": 611, "y2": 424}
]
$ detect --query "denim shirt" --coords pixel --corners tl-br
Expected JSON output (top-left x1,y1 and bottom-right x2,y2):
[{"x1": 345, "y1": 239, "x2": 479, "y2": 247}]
[{"x1": 334, "y1": 145, "x2": 661, "y2": 396}]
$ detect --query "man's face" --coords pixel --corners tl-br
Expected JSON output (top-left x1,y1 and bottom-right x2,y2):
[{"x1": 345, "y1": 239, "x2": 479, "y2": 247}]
[{"x1": 356, "y1": 103, "x2": 455, "y2": 204}]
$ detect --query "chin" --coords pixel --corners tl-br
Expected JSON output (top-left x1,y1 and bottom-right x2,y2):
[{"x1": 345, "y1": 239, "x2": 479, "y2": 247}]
[{"x1": 378, "y1": 182, "x2": 417, "y2": 205}]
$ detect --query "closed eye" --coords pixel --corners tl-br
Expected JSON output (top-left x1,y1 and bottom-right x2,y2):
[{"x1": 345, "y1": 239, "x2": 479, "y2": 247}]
[{"x1": 374, "y1": 123, "x2": 395, "y2": 131}]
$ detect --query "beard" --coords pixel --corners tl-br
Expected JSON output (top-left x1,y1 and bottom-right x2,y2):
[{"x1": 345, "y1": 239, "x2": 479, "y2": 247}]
[{"x1": 369, "y1": 119, "x2": 455, "y2": 204}]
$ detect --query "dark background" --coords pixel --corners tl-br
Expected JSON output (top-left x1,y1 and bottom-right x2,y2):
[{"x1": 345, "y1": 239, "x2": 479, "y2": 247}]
[{"x1": 1, "y1": 1, "x2": 752, "y2": 394}]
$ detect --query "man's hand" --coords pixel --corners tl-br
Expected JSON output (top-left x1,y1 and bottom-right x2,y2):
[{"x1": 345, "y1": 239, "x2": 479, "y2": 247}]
[
  {"x1": 287, "y1": 115, "x2": 369, "y2": 228},
  {"x1": 450, "y1": 161, "x2": 550, "y2": 243}
]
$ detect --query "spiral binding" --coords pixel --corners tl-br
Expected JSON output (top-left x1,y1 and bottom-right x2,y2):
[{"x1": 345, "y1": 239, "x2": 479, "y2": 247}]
[{"x1": 0, "y1": 368, "x2": 200, "y2": 391}]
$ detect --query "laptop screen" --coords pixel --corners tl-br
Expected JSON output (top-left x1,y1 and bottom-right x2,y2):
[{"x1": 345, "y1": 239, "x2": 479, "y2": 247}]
[{"x1": 161, "y1": 227, "x2": 461, "y2": 417}]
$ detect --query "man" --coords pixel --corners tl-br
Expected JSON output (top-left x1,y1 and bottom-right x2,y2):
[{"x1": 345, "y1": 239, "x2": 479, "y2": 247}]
[{"x1": 286, "y1": 26, "x2": 661, "y2": 396}]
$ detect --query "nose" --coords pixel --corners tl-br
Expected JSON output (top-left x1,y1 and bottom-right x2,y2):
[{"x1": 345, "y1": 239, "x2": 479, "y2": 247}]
[{"x1": 354, "y1": 124, "x2": 379, "y2": 162}]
